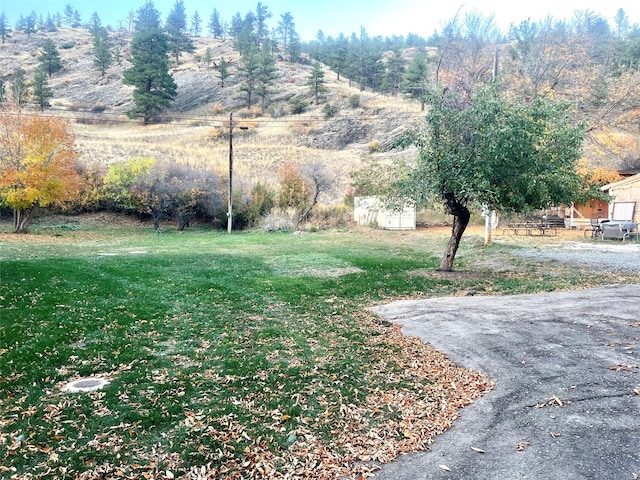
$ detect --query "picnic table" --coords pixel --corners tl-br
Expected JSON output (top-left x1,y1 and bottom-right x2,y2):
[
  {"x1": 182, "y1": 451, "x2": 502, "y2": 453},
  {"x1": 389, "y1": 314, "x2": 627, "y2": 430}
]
[{"x1": 502, "y1": 221, "x2": 559, "y2": 237}]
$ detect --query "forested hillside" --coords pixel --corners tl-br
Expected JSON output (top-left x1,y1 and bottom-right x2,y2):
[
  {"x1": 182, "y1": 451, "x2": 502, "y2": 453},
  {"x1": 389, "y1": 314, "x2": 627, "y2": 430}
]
[{"x1": 1, "y1": 2, "x2": 640, "y2": 230}]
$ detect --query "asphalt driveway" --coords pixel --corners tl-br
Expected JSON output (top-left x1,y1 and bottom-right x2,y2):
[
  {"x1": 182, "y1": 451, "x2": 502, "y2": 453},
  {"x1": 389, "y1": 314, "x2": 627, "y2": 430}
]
[{"x1": 371, "y1": 284, "x2": 640, "y2": 480}]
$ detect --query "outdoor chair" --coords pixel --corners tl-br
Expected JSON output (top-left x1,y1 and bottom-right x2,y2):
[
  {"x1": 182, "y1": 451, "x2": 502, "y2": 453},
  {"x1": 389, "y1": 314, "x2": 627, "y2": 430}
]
[
  {"x1": 601, "y1": 223, "x2": 638, "y2": 241},
  {"x1": 584, "y1": 218, "x2": 602, "y2": 238}
]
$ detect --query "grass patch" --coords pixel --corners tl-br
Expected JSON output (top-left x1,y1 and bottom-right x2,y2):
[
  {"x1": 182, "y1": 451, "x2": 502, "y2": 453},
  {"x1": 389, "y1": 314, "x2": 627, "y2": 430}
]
[{"x1": 1, "y1": 221, "x2": 637, "y2": 478}]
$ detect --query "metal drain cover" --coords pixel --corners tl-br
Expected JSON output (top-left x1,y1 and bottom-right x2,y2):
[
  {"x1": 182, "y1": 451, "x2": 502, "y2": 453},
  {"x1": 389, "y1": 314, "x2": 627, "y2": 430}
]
[{"x1": 62, "y1": 377, "x2": 110, "y2": 393}]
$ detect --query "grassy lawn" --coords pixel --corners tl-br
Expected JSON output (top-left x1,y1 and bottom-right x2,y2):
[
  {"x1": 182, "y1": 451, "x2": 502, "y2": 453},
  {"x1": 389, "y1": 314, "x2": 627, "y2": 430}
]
[{"x1": 1, "y1": 218, "x2": 636, "y2": 479}]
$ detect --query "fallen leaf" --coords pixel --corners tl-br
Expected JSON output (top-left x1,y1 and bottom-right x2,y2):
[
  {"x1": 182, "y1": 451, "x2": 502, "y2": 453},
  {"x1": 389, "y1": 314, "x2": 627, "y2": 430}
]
[
  {"x1": 550, "y1": 432, "x2": 561, "y2": 438},
  {"x1": 517, "y1": 442, "x2": 530, "y2": 451},
  {"x1": 552, "y1": 396, "x2": 563, "y2": 406},
  {"x1": 438, "y1": 464, "x2": 451, "y2": 471},
  {"x1": 471, "y1": 447, "x2": 485, "y2": 453}
]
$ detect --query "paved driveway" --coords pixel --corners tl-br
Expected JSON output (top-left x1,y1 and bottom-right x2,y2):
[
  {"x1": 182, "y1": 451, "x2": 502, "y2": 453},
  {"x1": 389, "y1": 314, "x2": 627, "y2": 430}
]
[{"x1": 371, "y1": 284, "x2": 640, "y2": 480}]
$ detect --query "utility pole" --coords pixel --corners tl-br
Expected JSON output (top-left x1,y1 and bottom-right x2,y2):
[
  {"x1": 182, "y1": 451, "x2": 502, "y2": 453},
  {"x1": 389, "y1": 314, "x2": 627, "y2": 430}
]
[{"x1": 227, "y1": 112, "x2": 233, "y2": 234}]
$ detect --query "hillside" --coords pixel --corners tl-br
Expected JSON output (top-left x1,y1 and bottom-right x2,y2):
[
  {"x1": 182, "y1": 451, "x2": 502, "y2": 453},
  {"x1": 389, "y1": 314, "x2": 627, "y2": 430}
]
[{"x1": 0, "y1": 28, "x2": 423, "y2": 203}]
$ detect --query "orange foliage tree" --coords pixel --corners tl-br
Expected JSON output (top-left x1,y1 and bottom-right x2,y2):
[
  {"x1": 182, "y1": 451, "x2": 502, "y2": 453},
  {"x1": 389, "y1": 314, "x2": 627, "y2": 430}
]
[{"x1": 0, "y1": 109, "x2": 84, "y2": 233}]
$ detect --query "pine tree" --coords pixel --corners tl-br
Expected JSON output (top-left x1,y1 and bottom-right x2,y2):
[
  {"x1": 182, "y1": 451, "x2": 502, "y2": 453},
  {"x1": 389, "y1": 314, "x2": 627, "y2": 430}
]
[
  {"x1": 33, "y1": 67, "x2": 53, "y2": 111},
  {"x1": 166, "y1": 0, "x2": 195, "y2": 65},
  {"x1": 0, "y1": 12, "x2": 11, "y2": 44},
  {"x1": 308, "y1": 62, "x2": 327, "y2": 105},
  {"x1": 256, "y1": 42, "x2": 277, "y2": 110},
  {"x1": 24, "y1": 11, "x2": 37, "y2": 37},
  {"x1": 88, "y1": 12, "x2": 103, "y2": 36},
  {"x1": 10, "y1": 68, "x2": 27, "y2": 106},
  {"x1": 39, "y1": 39, "x2": 63, "y2": 77},
  {"x1": 208, "y1": 8, "x2": 223, "y2": 38},
  {"x1": 191, "y1": 11, "x2": 202, "y2": 37},
  {"x1": 123, "y1": 0, "x2": 177, "y2": 123},
  {"x1": 401, "y1": 49, "x2": 429, "y2": 110},
  {"x1": 238, "y1": 47, "x2": 261, "y2": 109},
  {"x1": 93, "y1": 32, "x2": 112, "y2": 76},
  {"x1": 218, "y1": 57, "x2": 229, "y2": 87}
]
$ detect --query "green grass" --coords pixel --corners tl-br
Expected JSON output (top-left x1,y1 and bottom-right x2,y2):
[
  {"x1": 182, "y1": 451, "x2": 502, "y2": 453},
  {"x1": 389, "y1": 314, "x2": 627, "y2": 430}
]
[{"x1": 1, "y1": 222, "x2": 637, "y2": 478}]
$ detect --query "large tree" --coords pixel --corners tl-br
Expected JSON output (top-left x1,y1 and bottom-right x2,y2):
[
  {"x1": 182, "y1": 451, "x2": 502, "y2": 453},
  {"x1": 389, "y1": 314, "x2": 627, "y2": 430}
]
[
  {"x1": 39, "y1": 38, "x2": 62, "y2": 77},
  {"x1": 0, "y1": 110, "x2": 84, "y2": 233},
  {"x1": 166, "y1": 0, "x2": 195, "y2": 65},
  {"x1": 395, "y1": 86, "x2": 595, "y2": 271},
  {"x1": 123, "y1": 0, "x2": 177, "y2": 123},
  {"x1": 32, "y1": 67, "x2": 53, "y2": 110},
  {"x1": 307, "y1": 61, "x2": 327, "y2": 105},
  {"x1": 0, "y1": 12, "x2": 11, "y2": 44}
]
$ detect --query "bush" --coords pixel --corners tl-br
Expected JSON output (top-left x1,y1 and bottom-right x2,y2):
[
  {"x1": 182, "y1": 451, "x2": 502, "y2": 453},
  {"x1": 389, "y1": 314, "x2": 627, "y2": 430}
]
[
  {"x1": 290, "y1": 98, "x2": 307, "y2": 114},
  {"x1": 92, "y1": 102, "x2": 107, "y2": 113},
  {"x1": 348, "y1": 94, "x2": 360, "y2": 108},
  {"x1": 367, "y1": 139, "x2": 381, "y2": 153},
  {"x1": 323, "y1": 103, "x2": 339, "y2": 119},
  {"x1": 61, "y1": 41, "x2": 76, "y2": 49}
]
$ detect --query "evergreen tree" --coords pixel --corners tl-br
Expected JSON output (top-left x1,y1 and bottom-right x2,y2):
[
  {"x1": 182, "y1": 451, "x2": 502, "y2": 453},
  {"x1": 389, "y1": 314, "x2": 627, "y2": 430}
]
[
  {"x1": 401, "y1": 49, "x2": 429, "y2": 110},
  {"x1": 382, "y1": 48, "x2": 407, "y2": 96},
  {"x1": 39, "y1": 39, "x2": 63, "y2": 77},
  {"x1": 64, "y1": 4, "x2": 74, "y2": 27},
  {"x1": 24, "y1": 11, "x2": 37, "y2": 37},
  {"x1": 93, "y1": 32, "x2": 112, "y2": 76},
  {"x1": 0, "y1": 80, "x2": 5, "y2": 102},
  {"x1": 218, "y1": 57, "x2": 229, "y2": 87},
  {"x1": 123, "y1": 0, "x2": 177, "y2": 123},
  {"x1": 256, "y1": 42, "x2": 277, "y2": 109},
  {"x1": 72, "y1": 9, "x2": 82, "y2": 28},
  {"x1": 0, "y1": 12, "x2": 11, "y2": 44},
  {"x1": 308, "y1": 61, "x2": 326, "y2": 104},
  {"x1": 277, "y1": 12, "x2": 295, "y2": 52},
  {"x1": 209, "y1": 8, "x2": 224, "y2": 38},
  {"x1": 33, "y1": 67, "x2": 53, "y2": 111},
  {"x1": 15, "y1": 14, "x2": 26, "y2": 32},
  {"x1": 238, "y1": 47, "x2": 260, "y2": 108},
  {"x1": 10, "y1": 68, "x2": 27, "y2": 106},
  {"x1": 166, "y1": 0, "x2": 195, "y2": 65},
  {"x1": 88, "y1": 12, "x2": 103, "y2": 36},
  {"x1": 255, "y1": 2, "x2": 272, "y2": 46},
  {"x1": 45, "y1": 13, "x2": 57, "y2": 32},
  {"x1": 287, "y1": 31, "x2": 302, "y2": 64},
  {"x1": 203, "y1": 47, "x2": 213, "y2": 68},
  {"x1": 191, "y1": 11, "x2": 202, "y2": 37}
]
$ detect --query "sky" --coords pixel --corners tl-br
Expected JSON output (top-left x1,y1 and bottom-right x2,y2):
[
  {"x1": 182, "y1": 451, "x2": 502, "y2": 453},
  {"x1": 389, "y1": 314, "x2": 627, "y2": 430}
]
[{"x1": 2, "y1": 0, "x2": 640, "y2": 41}]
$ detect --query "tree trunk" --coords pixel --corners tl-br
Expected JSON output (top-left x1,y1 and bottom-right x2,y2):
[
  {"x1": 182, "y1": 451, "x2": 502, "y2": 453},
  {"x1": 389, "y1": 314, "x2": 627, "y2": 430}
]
[
  {"x1": 439, "y1": 194, "x2": 471, "y2": 271},
  {"x1": 13, "y1": 208, "x2": 34, "y2": 234}
]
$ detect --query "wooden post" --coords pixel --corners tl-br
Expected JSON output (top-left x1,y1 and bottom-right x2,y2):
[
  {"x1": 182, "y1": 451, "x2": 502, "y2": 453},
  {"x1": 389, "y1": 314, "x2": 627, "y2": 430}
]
[{"x1": 227, "y1": 112, "x2": 233, "y2": 234}]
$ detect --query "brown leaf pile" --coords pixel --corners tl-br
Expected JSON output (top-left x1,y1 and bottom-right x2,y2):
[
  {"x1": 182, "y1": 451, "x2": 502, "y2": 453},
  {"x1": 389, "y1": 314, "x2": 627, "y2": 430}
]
[{"x1": 3, "y1": 313, "x2": 493, "y2": 480}]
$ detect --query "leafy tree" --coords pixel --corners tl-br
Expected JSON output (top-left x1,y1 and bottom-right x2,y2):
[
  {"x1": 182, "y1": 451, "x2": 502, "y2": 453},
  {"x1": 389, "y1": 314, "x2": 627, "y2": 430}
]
[
  {"x1": 93, "y1": 31, "x2": 112, "y2": 76},
  {"x1": 402, "y1": 48, "x2": 429, "y2": 109},
  {"x1": 32, "y1": 67, "x2": 53, "y2": 110},
  {"x1": 307, "y1": 61, "x2": 327, "y2": 105},
  {"x1": 39, "y1": 38, "x2": 63, "y2": 77},
  {"x1": 395, "y1": 86, "x2": 593, "y2": 271},
  {"x1": 123, "y1": 0, "x2": 177, "y2": 123},
  {"x1": 208, "y1": 8, "x2": 224, "y2": 38},
  {"x1": 218, "y1": 56, "x2": 229, "y2": 87},
  {"x1": 10, "y1": 68, "x2": 27, "y2": 106},
  {"x1": 0, "y1": 12, "x2": 11, "y2": 43},
  {"x1": 102, "y1": 157, "x2": 155, "y2": 211},
  {"x1": 191, "y1": 11, "x2": 202, "y2": 37},
  {"x1": 166, "y1": 0, "x2": 195, "y2": 65},
  {"x1": 0, "y1": 109, "x2": 84, "y2": 233}
]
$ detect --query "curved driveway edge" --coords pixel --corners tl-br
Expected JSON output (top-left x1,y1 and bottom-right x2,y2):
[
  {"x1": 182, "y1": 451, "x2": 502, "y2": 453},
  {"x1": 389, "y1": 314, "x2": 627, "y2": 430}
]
[{"x1": 371, "y1": 284, "x2": 640, "y2": 480}]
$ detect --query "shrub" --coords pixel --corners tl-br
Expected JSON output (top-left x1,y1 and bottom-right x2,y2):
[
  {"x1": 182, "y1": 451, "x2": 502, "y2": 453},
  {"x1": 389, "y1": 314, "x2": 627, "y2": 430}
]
[
  {"x1": 367, "y1": 139, "x2": 381, "y2": 153},
  {"x1": 323, "y1": 103, "x2": 339, "y2": 119},
  {"x1": 210, "y1": 103, "x2": 225, "y2": 115},
  {"x1": 290, "y1": 98, "x2": 307, "y2": 114},
  {"x1": 92, "y1": 102, "x2": 107, "y2": 113},
  {"x1": 61, "y1": 41, "x2": 76, "y2": 49},
  {"x1": 348, "y1": 94, "x2": 360, "y2": 108}
]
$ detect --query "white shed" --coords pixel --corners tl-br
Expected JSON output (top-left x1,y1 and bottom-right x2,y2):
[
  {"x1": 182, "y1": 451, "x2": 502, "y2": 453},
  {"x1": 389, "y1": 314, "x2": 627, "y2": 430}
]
[
  {"x1": 354, "y1": 196, "x2": 416, "y2": 230},
  {"x1": 601, "y1": 173, "x2": 640, "y2": 224}
]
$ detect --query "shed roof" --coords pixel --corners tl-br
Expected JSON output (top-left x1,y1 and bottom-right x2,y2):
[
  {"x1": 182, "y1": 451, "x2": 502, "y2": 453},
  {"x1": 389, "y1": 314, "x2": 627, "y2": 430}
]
[{"x1": 600, "y1": 172, "x2": 640, "y2": 191}]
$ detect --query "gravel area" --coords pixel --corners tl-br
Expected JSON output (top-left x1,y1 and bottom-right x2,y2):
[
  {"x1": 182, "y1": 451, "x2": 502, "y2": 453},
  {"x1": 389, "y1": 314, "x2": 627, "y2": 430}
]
[{"x1": 513, "y1": 240, "x2": 640, "y2": 274}]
